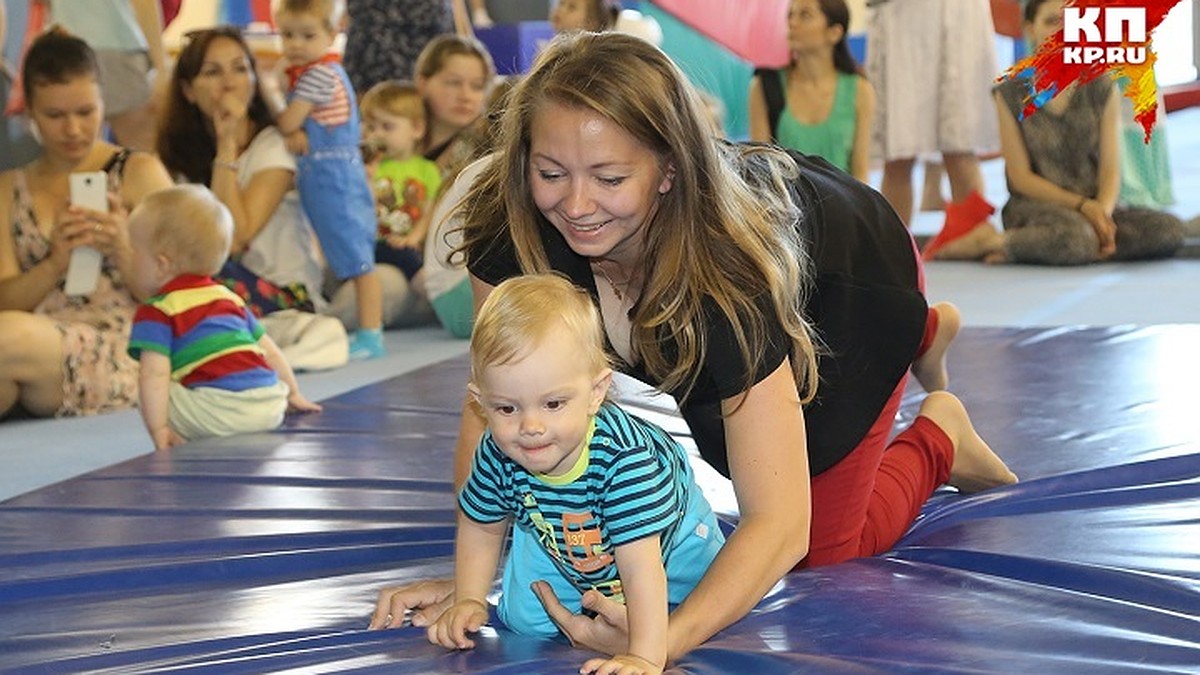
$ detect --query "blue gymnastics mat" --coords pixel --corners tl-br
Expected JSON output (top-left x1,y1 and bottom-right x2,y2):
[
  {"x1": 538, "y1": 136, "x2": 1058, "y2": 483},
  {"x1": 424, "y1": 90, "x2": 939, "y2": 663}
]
[{"x1": 1, "y1": 327, "x2": 1198, "y2": 673}]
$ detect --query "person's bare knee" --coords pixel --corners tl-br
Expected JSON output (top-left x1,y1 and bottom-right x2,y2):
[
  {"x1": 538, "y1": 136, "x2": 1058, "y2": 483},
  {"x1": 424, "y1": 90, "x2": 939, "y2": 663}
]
[{"x1": 0, "y1": 311, "x2": 66, "y2": 416}]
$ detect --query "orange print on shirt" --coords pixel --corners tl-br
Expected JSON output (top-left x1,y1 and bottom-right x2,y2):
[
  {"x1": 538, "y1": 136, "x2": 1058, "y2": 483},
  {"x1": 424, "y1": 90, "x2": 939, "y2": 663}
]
[{"x1": 561, "y1": 511, "x2": 613, "y2": 574}]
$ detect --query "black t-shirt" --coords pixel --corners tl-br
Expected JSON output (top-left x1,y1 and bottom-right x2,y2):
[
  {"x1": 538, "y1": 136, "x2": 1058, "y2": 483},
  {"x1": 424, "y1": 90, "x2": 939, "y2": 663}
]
[{"x1": 468, "y1": 150, "x2": 926, "y2": 476}]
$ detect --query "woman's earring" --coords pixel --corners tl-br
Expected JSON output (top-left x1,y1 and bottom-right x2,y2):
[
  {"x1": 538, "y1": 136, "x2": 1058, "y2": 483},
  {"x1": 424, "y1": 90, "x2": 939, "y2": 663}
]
[{"x1": 659, "y1": 168, "x2": 676, "y2": 194}]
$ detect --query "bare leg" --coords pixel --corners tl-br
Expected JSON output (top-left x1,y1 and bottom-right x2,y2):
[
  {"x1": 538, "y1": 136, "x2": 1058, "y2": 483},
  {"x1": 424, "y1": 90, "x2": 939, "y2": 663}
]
[
  {"x1": 912, "y1": 302, "x2": 959, "y2": 392},
  {"x1": 880, "y1": 157, "x2": 917, "y2": 225},
  {"x1": 0, "y1": 311, "x2": 66, "y2": 418},
  {"x1": 918, "y1": 391, "x2": 1017, "y2": 494},
  {"x1": 355, "y1": 270, "x2": 384, "y2": 331},
  {"x1": 919, "y1": 161, "x2": 947, "y2": 212},
  {"x1": 940, "y1": 151, "x2": 986, "y2": 203}
]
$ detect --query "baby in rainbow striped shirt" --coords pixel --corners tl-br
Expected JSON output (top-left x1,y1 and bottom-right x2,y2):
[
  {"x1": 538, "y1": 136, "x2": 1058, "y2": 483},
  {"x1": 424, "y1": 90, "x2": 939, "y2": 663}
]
[{"x1": 127, "y1": 185, "x2": 322, "y2": 451}]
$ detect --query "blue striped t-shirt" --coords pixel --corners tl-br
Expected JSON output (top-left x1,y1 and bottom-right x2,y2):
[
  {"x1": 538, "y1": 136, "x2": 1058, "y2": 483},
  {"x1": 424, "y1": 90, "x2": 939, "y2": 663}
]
[{"x1": 459, "y1": 401, "x2": 700, "y2": 597}]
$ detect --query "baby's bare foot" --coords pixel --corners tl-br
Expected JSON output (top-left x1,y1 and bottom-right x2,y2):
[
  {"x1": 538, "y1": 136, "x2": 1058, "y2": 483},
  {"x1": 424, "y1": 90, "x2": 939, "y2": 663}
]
[{"x1": 912, "y1": 302, "x2": 959, "y2": 392}]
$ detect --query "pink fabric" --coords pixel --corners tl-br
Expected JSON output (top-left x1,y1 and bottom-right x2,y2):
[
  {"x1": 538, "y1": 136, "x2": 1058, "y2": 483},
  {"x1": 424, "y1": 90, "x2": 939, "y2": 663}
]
[{"x1": 653, "y1": 0, "x2": 790, "y2": 67}]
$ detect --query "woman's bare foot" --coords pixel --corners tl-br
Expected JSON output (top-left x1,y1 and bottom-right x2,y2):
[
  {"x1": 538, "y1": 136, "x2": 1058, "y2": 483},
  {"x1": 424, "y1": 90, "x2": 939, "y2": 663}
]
[
  {"x1": 912, "y1": 302, "x2": 959, "y2": 392},
  {"x1": 982, "y1": 249, "x2": 1009, "y2": 265},
  {"x1": 919, "y1": 391, "x2": 1018, "y2": 494},
  {"x1": 933, "y1": 222, "x2": 1004, "y2": 261}
]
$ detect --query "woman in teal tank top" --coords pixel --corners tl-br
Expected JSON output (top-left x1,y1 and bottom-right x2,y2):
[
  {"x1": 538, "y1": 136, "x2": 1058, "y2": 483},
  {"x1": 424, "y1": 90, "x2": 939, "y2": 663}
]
[{"x1": 749, "y1": 0, "x2": 874, "y2": 181}]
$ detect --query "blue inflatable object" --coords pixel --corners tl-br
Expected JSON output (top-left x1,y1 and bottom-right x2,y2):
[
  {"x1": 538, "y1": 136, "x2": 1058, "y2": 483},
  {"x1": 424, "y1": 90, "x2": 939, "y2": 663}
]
[{"x1": 1, "y1": 327, "x2": 1198, "y2": 673}]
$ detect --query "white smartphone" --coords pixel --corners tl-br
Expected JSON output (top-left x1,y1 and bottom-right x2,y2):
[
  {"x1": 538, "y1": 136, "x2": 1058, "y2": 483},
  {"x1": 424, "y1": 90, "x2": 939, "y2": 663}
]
[{"x1": 64, "y1": 171, "x2": 108, "y2": 297}]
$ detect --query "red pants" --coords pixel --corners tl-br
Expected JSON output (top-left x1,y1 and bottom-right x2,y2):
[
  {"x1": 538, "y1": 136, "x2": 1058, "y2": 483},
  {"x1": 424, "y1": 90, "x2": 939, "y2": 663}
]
[{"x1": 800, "y1": 308, "x2": 955, "y2": 568}]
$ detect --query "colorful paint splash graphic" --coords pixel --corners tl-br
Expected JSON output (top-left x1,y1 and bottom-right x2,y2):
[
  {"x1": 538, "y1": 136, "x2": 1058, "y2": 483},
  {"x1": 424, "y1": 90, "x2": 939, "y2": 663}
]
[{"x1": 998, "y1": 0, "x2": 1185, "y2": 142}]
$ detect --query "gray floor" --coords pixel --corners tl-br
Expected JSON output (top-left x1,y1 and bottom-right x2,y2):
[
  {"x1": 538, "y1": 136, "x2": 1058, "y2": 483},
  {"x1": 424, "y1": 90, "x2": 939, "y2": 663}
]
[{"x1": 3, "y1": 108, "x2": 1197, "y2": 503}]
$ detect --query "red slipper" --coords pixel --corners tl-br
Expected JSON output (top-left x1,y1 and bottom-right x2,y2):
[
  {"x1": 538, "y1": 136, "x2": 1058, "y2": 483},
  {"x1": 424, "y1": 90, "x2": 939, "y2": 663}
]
[{"x1": 921, "y1": 190, "x2": 996, "y2": 260}]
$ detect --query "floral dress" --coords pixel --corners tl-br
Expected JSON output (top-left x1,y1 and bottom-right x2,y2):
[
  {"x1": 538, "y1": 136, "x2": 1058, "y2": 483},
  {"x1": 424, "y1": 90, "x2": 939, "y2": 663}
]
[
  {"x1": 10, "y1": 151, "x2": 139, "y2": 416},
  {"x1": 343, "y1": 0, "x2": 453, "y2": 94}
]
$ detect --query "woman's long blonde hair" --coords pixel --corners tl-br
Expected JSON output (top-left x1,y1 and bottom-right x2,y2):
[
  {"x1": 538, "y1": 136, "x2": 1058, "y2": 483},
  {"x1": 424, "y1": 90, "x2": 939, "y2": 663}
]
[{"x1": 456, "y1": 31, "x2": 817, "y2": 406}]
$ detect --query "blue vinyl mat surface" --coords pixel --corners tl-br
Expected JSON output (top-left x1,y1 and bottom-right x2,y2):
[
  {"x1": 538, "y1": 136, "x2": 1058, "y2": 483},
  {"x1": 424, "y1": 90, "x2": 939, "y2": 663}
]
[{"x1": 1, "y1": 327, "x2": 1198, "y2": 673}]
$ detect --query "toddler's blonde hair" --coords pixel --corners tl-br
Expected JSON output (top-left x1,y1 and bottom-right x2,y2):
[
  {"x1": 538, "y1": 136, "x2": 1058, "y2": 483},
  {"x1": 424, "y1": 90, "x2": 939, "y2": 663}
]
[
  {"x1": 131, "y1": 185, "x2": 233, "y2": 276},
  {"x1": 470, "y1": 274, "x2": 610, "y2": 383},
  {"x1": 361, "y1": 79, "x2": 426, "y2": 124}
]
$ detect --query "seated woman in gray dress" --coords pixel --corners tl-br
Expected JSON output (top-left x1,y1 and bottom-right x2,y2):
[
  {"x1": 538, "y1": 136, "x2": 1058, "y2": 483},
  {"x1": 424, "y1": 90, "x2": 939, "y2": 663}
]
[{"x1": 929, "y1": 0, "x2": 1184, "y2": 265}]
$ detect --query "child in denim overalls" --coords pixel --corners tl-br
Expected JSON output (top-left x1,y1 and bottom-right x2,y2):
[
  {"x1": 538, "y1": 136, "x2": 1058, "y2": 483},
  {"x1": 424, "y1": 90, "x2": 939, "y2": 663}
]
[{"x1": 274, "y1": 0, "x2": 384, "y2": 360}]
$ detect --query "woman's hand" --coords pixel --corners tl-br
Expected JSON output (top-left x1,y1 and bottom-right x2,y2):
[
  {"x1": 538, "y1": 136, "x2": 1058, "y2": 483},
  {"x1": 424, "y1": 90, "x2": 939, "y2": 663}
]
[
  {"x1": 1080, "y1": 199, "x2": 1117, "y2": 259},
  {"x1": 47, "y1": 211, "x2": 94, "y2": 275},
  {"x1": 533, "y1": 582, "x2": 630, "y2": 656},
  {"x1": 370, "y1": 578, "x2": 456, "y2": 630},
  {"x1": 384, "y1": 232, "x2": 421, "y2": 251},
  {"x1": 212, "y1": 92, "x2": 248, "y2": 152},
  {"x1": 52, "y1": 194, "x2": 131, "y2": 270}
]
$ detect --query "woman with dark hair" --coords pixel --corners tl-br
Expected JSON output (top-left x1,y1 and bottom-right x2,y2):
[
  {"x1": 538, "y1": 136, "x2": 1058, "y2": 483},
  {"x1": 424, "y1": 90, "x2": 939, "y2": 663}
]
[
  {"x1": 749, "y1": 0, "x2": 874, "y2": 181},
  {"x1": 0, "y1": 27, "x2": 172, "y2": 419},
  {"x1": 156, "y1": 26, "x2": 348, "y2": 370},
  {"x1": 156, "y1": 26, "x2": 325, "y2": 318}
]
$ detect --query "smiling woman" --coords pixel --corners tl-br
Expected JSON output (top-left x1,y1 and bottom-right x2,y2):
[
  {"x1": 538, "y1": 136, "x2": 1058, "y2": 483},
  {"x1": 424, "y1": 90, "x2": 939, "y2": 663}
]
[
  {"x1": 370, "y1": 30, "x2": 1017, "y2": 666},
  {"x1": 0, "y1": 27, "x2": 173, "y2": 420}
]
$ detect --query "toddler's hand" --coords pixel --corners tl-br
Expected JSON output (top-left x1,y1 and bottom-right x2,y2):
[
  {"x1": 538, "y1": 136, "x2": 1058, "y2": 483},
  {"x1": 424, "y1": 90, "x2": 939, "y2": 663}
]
[
  {"x1": 426, "y1": 598, "x2": 488, "y2": 650},
  {"x1": 287, "y1": 392, "x2": 323, "y2": 414},
  {"x1": 580, "y1": 653, "x2": 663, "y2": 675},
  {"x1": 285, "y1": 130, "x2": 309, "y2": 156},
  {"x1": 151, "y1": 426, "x2": 186, "y2": 451},
  {"x1": 384, "y1": 232, "x2": 420, "y2": 251}
]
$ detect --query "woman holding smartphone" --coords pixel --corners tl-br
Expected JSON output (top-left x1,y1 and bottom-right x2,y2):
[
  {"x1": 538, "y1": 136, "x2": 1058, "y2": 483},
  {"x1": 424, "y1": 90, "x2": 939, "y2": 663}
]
[{"x1": 0, "y1": 28, "x2": 171, "y2": 420}]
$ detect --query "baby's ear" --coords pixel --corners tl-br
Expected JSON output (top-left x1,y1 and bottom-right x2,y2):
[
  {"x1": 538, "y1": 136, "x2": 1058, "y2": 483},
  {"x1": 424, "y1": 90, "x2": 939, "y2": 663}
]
[
  {"x1": 467, "y1": 382, "x2": 483, "y2": 405},
  {"x1": 591, "y1": 368, "x2": 613, "y2": 412},
  {"x1": 157, "y1": 251, "x2": 176, "y2": 276}
]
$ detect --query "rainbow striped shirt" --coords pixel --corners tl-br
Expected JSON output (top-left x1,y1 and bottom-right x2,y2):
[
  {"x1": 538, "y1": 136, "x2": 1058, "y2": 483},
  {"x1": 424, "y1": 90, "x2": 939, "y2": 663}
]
[{"x1": 128, "y1": 274, "x2": 278, "y2": 392}]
